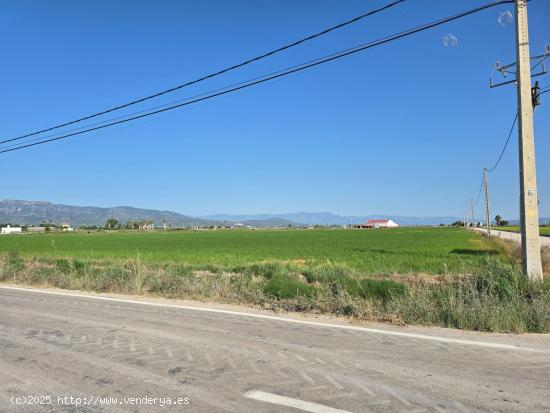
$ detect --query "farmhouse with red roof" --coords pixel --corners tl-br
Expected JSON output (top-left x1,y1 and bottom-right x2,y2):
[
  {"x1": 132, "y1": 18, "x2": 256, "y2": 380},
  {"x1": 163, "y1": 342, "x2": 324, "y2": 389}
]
[{"x1": 351, "y1": 219, "x2": 399, "y2": 229}]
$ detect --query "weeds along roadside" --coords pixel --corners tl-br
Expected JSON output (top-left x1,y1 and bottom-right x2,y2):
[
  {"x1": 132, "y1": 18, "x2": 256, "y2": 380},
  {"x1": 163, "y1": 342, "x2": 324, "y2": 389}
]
[
  {"x1": 1, "y1": 251, "x2": 548, "y2": 333},
  {"x1": 480, "y1": 230, "x2": 550, "y2": 277}
]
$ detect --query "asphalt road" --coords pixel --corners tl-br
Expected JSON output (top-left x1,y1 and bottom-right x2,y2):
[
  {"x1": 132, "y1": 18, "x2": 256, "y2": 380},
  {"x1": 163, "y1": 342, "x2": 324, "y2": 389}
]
[{"x1": 1, "y1": 285, "x2": 549, "y2": 413}]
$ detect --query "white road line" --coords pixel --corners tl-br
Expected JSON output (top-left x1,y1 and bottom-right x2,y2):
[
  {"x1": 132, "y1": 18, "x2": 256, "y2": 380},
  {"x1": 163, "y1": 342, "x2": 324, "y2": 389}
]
[
  {"x1": 244, "y1": 390, "x2": 353, "y2": 413},
  {"x1": 0, "y1": 285, "x2": 542, "y2": 352}
]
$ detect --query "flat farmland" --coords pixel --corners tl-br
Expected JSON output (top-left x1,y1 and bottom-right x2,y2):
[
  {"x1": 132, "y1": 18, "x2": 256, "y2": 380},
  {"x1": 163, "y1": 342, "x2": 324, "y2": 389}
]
[
  {"x1": 497, "y1": 226, "x2": 550, "y2": 237},
  {"x1": 0, "y1": 227, "x2": 501, "y2": 274},
  {"x1": 2, "y1": 227, "x2": 548, "y2": 333}
]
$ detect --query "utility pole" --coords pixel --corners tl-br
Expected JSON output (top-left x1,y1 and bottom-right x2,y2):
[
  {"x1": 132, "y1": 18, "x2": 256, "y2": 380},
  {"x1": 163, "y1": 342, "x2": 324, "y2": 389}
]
[
  {"x1": 514, "y1": 0, "x2": 542, "y2": 280},
  {"x1": 470, "y1": 199, "x2": 475, "y2": 228},
  {"x1": 489, "y1": 0, "x2": 545, "y2": 280},
  {"x1": 483, "y1": 168, "x2": 491, "y2": 236},
  {"x1": 464, "y1": 211, "x2": 467, "y2": 229}
]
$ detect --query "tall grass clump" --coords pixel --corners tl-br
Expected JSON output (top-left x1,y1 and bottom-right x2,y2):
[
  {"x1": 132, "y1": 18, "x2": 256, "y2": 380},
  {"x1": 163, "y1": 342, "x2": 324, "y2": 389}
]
[
  {"x1": 263, "y1": 274, "x2": 316, "y2": 299},
  {"x1": 302, "y1": 263, "x2": 406, "y2": 301},
  {"x1": 391, "y1": 256, "x2": 550, "y2": 333}
]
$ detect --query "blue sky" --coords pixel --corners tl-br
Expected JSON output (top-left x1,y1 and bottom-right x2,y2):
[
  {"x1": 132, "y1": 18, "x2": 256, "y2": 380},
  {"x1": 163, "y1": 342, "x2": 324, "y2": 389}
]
[{"x1": 0, "y1": 0, "x2": 548, "y2": 219}]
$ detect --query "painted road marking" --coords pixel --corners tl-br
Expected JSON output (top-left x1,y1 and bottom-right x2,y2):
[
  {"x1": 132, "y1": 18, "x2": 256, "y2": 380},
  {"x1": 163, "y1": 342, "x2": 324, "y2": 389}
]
[
  {"x1": 0, "y1": 285, "x2": 543, "y2": 352},
  {"x1": 244, "y1": 390, "x2": 353, "y2": 413}
]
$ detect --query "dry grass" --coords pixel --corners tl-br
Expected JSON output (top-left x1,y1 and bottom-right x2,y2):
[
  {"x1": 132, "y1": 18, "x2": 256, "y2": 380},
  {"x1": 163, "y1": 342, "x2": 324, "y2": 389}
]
[
  {"x1": 542, "y1": 247, "x2": 550, "y2": 277},
  {"x1": 1, "y1": 252, "x2": 549, "y2": 333},
  {"x1": 485, "y1": 232, "x2": 550, "y2": 279}
]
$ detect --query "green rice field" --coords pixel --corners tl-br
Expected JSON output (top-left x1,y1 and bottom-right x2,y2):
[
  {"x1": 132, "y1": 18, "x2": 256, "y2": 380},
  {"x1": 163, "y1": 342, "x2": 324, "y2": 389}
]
[
  {"x1": 496, "y1": 226, "x2": 550, "y2": 237},
  {"x1": 0, "y1": 227, "x2": 502, "y2": 274},
  {"x1": 2, "y1": 227, "x2": 548, "y2": 332}
]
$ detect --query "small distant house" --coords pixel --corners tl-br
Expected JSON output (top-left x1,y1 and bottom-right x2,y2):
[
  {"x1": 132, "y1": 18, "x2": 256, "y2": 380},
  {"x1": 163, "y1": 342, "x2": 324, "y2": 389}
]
[
  {"x1": 129, "y1": 220, "x2": 154, "y2": 230},
  {"x1": 60, "y1": 223, "x2": 75, "y2": 232},
  {"x1": 140, "y1": 220, "x2": 154, "y2": 230},
  {"x1": 351, "y1": 219, "x2": 399, "y2": 229},
  {"x1": 1, "y1": 225, "x2": 22, "y2": 235}
]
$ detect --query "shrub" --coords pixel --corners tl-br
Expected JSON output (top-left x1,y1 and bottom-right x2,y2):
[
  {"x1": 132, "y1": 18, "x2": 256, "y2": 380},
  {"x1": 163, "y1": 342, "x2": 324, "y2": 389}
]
[
  {"x1": 358, "y1": 278, "x2": 407, "y2": 300},
  {"x1": 55, "y1": 258, "x2": 72, "y2": 273},
  {"x1": 247, "y1": 261, "x2": 291, "y2": 279},
  {"x1": 391, "y1": 257, "x2": 550, "y2": 333},
  {"x1": 302, "y1": 264, "x2": 405, "y2": 301},
  {"x1": 263, "y1": 274, "x2": 316, "y2": 299}
]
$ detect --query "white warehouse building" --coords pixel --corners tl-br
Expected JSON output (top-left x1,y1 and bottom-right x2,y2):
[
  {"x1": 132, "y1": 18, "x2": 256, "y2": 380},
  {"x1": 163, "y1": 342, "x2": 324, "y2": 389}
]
[
  {"x1": 366, "y1": 219, "x2": 399, "y2": 228},
  {"x1": 351, "y1": 219, "x2": 399, "y2": 229},
  {"x1": 1, "y1": 225, "x2": 22, "y2": 235}
]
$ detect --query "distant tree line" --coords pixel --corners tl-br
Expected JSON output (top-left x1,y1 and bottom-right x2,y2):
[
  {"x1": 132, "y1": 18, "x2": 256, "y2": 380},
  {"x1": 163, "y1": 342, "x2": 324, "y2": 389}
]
[
  {"x1": 494, "y1": 215, "x2": 509, "y2": 226},
  {"x1": 102, "y1": 219, "x2": 155, "y2": 230},
  {"x1": 450, "y1": 215, "x2": 509, "y2": 227}
]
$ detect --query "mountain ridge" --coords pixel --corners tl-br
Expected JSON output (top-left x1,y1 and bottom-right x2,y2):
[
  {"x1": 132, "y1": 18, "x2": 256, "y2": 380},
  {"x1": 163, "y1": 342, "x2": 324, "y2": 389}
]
[
  {"x1": 202, "y1": 212, "x2": 464, "y2": 226},
  {"x1": 0, "y1": 199, "x2": 217, "y2": 227},
  {"x1": 3, "y1": 200, "x2": 543, "y2": 227},
  {"x1": 0, "y1": 200, "x2": 300, "y2": 228}
]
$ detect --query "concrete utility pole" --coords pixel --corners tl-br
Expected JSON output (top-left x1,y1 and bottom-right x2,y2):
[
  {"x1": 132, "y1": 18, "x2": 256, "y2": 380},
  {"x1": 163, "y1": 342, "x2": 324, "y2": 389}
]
[
  {"x1": 464, "y1": 211, "x2": 468, "y2": 229},
  {"x1": 483, "y1": 168, "x2": 491, "y2": 236},
  {"x1": 470, "y1": 199, "x2": 475, "y2": 228},
  {"x1": 515, "y1": 0, "x2": 543, "y2": 280}
]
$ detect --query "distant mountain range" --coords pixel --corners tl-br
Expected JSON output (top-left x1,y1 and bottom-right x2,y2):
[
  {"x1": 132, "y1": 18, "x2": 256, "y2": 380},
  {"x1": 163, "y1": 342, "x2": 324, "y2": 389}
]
[
  {"x1": 0, "y1": 200, "x2": 298, "y2": 228},
  {"x1": 0, "y1": 200, "x2": 218, "y2": 227},
  {"x1": 202, "y1": 212, "x2": 465, "y2": 226},
  {"x1": 3, "y1": 200, "x2": 546, "y2": 228}
]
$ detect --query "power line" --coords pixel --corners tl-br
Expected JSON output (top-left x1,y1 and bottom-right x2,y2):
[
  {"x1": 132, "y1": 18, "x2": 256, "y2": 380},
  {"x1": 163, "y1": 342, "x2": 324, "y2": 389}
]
[
  {"x1": 474, "y1": 173, "x2": 484, "y2": 205},
  {"x1": 0, "y1": 0, "x2": 406, "y2": 146},
  {"x1": 472, "y1": 110, "x2": 517, "y2": 206},
  {"x1": 530, "y1": 53, "x2": 548, "y2": 71},
  {"x1": 486, "y1": 112, "x2": 518, "y2": 173},
  {"x1": 0, "y1": 0, "x2": 514, "y2": 155},
  {"x1": 3, "y1": 37, "x2": 390, "y2": 152},
  {"x1": 0, "y1": 74, "x2": 276, "y2": 151}
]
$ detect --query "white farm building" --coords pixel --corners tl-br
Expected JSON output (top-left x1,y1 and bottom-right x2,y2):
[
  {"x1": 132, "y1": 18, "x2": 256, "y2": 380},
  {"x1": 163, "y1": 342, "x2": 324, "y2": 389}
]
[
  {"x1": 351, "y1": 219, "x2": 399, "y2": 229},
  {"x1": 1, "y1": 225, "x2": 22, "y2": 235},
  {"x1": 366, "y1": 219, "x2": 399, "y2": 228}
]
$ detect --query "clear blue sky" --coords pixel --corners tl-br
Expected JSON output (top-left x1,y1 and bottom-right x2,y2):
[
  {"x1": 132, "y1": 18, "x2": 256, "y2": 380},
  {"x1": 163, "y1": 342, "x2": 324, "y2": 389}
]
[{"x1": 1, "y1": 0, "x2": 548, "y2": 219}]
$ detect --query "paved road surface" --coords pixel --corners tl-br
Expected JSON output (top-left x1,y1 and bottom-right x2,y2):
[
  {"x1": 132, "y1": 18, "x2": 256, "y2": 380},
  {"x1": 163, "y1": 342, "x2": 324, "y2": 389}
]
[
  {"x1": 474, "y1": 227, "x2": 550, "y2": 248},
  {"x1": 1, "y1": 285, "x2": 549, "y2": 412}
]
